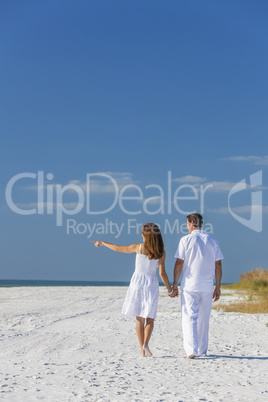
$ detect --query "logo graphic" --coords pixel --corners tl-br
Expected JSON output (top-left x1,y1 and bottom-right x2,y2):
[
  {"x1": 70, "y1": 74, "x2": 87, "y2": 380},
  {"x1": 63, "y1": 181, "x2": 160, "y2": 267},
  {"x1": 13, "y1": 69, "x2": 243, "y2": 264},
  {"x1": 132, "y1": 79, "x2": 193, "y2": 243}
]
[{"x1": 228, "y1": 170, "x2": 263, "y2": 232}]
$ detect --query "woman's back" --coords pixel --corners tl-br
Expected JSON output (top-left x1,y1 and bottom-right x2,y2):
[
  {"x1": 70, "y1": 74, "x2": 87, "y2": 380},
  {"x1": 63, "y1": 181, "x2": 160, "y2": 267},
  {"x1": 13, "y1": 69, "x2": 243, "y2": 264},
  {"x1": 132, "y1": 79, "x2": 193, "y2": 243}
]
[
  {"x1": 134, "y1": 244, "x2": 159, "y2": 276},
  {"x1": 122, "y1": 243, "x2": 160, "y2": 319}
]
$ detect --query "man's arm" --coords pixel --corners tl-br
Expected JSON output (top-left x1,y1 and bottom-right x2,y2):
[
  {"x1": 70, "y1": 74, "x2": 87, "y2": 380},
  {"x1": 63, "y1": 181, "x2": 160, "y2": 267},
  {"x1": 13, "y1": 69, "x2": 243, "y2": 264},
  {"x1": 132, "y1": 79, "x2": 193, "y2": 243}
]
[
  {"x1": 173, "y1": 258, "x2": 184, "y2": 295},
  {"x1": 213, "y1": 260, "x2": 222, "y2": 301}
]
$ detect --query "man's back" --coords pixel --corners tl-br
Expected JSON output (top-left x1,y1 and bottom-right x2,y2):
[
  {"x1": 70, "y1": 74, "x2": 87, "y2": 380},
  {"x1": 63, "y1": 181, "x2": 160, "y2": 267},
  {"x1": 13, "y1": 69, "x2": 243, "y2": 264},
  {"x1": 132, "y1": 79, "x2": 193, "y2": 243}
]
[{"x1": 175, "y1": 230, "x2": 223, "y2": 292}]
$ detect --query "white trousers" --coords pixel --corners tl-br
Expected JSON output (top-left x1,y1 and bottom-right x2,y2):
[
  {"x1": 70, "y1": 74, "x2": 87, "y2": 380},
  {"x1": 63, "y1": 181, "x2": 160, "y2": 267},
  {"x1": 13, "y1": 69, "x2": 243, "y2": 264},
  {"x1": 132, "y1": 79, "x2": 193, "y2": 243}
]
[{"x1": 181, "y1": 289, "x2": 213, "y2": 357}]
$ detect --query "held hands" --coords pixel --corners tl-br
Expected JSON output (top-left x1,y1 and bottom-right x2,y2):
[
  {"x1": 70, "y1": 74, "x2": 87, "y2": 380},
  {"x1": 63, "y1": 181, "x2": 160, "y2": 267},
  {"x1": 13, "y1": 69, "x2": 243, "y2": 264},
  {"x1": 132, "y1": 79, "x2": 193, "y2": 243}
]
[
  {"x1": 91, "y1": 241, "x2": 103, "y2": 247},
  {"x1": 168, "y1": 284, "x2": 179, "y2": 298},
  {"x1": 168, "y1": 289, "x2": 177, "y2": 298}
]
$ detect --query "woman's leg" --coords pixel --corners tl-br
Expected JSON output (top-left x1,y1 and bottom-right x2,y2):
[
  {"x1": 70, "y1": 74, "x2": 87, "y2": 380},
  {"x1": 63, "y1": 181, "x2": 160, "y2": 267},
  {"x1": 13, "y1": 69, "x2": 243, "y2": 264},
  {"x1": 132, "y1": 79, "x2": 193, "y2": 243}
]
[
  {"x1": 143, "y1": 317, "x2": 154, "y2": 356},
  {"x1": 136, "y1": 316, "x2": 146, "y2": 356}
]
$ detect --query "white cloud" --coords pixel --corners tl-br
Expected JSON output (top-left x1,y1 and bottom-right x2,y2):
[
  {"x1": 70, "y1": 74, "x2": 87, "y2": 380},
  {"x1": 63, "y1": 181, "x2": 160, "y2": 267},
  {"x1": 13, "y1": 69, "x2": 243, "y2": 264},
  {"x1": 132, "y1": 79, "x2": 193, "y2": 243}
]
[
  {"x1": 221, "y1": 155, "x2": 268, "y2": 165},
  {"x1": 207, "y1": 205, "x2": 268, "y2": 214},
  {"x1": 16, "y1": 202, "x2": 84, "y2": 210},
  {"x1": 173, "y1": 175, "x2": 207, "y2": 183},
  {"x1": 137, "y1": 197, "x2": 162, "y2": 205},
  {"x1": 74, "y1": 172, "x2": 136, "y2": 193},
  {"x1": 172, "y1": 176, "x2": 255, "y2": 193},
  {"x1": 200, "y1": 181, "x2": 247, "y2": 193},
  {"x1": 176, "y1": 180, "x2": 266, "y2": 193},
  {"x1": 25, "y1": 183, "x2": 58, "y2": 191},
  {"x1": 25, "y1": 172, "x2": 136, "y2": 194}
]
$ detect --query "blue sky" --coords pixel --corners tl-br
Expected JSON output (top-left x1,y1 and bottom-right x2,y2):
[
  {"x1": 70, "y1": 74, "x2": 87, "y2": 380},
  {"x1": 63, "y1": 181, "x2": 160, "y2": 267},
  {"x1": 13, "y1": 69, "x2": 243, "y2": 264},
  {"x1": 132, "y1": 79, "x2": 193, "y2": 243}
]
[{"x1": 1, "y1": 0, "x2": 268, "y2": 283}]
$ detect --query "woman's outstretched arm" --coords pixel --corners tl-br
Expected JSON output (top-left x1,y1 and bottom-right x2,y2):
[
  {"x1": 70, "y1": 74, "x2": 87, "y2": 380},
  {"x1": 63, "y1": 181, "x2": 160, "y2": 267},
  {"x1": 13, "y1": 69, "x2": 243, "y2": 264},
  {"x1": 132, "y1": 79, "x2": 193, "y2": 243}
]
[{"x1": 91, "y1": 241, "x2": 140, "y2": 254}]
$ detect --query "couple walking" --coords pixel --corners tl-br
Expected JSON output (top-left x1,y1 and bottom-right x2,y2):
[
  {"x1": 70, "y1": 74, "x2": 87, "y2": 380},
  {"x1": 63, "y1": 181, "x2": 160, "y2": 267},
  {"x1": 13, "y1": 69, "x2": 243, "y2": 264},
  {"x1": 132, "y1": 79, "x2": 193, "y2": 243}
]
[{"x1": 92, "y1": 213, "x2": 223, "y2": 359}]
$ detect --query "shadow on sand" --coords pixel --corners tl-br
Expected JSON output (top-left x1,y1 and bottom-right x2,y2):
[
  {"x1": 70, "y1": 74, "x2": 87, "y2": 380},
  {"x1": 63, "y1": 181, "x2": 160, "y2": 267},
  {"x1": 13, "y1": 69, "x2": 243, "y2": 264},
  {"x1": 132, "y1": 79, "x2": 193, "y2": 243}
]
[
  {"x1": 158, "y1": 354, "x2": 268, "y2": 360},
  {"x1": 200, "y1": 354, "x2": 268, "y2": 360}
]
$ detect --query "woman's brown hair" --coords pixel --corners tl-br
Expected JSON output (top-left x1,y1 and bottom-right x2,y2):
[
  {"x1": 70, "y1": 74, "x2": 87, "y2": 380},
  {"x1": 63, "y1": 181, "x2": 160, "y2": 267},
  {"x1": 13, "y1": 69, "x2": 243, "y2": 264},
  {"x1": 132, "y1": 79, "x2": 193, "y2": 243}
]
[{"x1": 142, "y1": 223, "x2": 164, "y2": 260}]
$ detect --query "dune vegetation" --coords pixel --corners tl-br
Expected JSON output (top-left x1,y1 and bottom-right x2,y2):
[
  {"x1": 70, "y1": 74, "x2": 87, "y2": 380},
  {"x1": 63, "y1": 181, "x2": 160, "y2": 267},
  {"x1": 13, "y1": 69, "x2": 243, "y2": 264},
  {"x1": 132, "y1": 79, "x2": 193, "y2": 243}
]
[{"x1": 217, "y1": 268, "x2": 268, "y2": 314}]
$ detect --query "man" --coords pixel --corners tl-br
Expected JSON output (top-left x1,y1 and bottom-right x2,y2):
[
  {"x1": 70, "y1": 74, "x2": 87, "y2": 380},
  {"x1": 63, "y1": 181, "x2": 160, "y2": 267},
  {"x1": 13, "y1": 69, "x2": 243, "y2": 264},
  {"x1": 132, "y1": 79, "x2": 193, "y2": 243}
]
[{"x1": 173, "y1": 213, "x2": 223, "y2": 359}]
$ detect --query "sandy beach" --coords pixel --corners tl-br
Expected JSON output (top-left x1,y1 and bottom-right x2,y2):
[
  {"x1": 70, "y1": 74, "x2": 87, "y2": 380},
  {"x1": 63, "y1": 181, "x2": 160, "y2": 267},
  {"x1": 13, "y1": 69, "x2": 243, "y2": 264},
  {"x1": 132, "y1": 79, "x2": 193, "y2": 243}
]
[{"x1": 0, "y1": 286, "x2": 267, "y2": 401}]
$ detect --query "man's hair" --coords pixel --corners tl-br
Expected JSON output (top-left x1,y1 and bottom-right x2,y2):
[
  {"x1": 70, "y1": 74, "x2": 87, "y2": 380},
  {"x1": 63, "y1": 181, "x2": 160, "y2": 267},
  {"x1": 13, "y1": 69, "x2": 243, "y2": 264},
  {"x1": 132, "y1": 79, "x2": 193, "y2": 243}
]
[{"x1": 187, "y1": 213, "x2": 203, "y2": 228}]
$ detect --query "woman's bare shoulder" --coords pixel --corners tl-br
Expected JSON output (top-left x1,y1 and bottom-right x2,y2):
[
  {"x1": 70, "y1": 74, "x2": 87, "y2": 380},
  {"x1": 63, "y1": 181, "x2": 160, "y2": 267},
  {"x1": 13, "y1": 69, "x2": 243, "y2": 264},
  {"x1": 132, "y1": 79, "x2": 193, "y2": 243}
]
[{"x1": 140, "y1": 243, "x2": 149, "y2": 255}]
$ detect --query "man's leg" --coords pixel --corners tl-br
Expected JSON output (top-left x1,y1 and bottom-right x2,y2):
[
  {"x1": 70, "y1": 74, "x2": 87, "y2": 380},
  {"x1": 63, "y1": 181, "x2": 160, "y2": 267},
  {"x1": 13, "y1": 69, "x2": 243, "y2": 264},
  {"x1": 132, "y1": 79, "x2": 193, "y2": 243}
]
[
  {"x1": 181, "y1": 290, "x2": 199, "y2": 357},
  {"x1": 197, "y1": 291, "x2": 213, "y2": 355}
]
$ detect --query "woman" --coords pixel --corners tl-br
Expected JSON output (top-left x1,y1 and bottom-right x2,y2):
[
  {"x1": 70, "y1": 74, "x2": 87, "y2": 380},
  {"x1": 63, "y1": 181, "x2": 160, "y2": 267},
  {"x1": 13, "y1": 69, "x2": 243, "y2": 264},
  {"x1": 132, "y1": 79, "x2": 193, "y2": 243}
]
[{"x1": 92, "y1": 223, "x2": 176, "y2": 357}]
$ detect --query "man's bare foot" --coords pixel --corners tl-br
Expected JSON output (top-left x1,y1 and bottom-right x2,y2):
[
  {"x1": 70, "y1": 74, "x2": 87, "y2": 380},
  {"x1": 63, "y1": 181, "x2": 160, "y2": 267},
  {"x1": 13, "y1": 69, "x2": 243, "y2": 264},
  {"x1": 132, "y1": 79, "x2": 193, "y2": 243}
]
[
  {"x1": 187, "y1": 354, "x2": 195, "y2": 359},
  {"x1": 143, "y1": 345, "x2": 152, "y2": 357}
]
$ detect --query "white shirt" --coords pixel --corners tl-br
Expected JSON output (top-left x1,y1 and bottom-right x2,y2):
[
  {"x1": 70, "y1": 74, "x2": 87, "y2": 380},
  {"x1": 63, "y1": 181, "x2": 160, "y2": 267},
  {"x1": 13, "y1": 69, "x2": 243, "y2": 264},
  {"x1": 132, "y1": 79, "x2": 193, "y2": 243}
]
[{"x1": 174, "y1": 230, "x2": 224, "y2": 292}]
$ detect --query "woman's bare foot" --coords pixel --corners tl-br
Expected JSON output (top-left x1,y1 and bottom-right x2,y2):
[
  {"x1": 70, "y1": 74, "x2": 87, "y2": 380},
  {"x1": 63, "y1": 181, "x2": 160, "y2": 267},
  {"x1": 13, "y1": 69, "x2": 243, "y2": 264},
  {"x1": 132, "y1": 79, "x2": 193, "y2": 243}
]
[
  {"x1": 141, "y1": 349, "x2": 146, "y2": 357},
  {"x1": 187, "y1": 354, "x2": 195, "y2": 359},
  {"x1": 143, "y1": 345, "x2": 152, "y2": 357}
]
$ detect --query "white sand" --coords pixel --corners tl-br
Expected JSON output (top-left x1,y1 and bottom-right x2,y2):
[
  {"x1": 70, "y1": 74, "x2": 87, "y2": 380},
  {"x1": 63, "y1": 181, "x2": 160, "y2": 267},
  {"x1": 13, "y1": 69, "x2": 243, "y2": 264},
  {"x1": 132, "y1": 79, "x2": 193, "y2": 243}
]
[{"x1": 0, "y1": 286, "x2": 267, "y2": 401}]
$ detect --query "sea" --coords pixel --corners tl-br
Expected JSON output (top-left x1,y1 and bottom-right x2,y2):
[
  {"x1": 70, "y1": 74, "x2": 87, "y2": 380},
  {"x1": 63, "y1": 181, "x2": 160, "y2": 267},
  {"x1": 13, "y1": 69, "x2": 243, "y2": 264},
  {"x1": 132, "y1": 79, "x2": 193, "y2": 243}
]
[
  {"x1": 0, "y1": 280, "x2": 229, "y2": 288},
  {"x1": 0, "y1": 280, "x2": 132, "y2": 288}
]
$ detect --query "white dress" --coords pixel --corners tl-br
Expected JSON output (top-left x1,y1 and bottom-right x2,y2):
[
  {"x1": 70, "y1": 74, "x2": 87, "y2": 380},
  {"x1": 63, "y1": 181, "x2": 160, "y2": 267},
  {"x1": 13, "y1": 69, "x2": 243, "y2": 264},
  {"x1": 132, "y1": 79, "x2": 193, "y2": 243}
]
[{"x1": 122, "y1": 244, "x2": 159, "y2": 319}]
